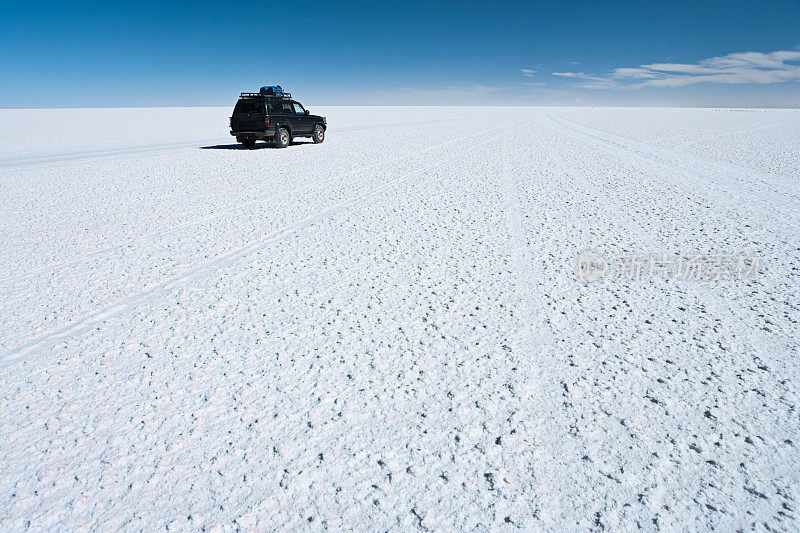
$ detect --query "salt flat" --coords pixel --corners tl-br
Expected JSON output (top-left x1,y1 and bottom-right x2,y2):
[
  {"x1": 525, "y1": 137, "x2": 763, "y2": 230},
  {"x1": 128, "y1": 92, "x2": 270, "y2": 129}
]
[{"x1": 1, "y1": 106, "x2": 798, "y2": 530}]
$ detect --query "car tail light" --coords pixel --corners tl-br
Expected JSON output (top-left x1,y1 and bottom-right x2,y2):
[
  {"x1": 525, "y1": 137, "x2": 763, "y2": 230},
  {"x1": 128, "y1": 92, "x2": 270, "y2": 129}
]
[{"x1": 265, "y1": 117, "x2": 270, "y2": 127}]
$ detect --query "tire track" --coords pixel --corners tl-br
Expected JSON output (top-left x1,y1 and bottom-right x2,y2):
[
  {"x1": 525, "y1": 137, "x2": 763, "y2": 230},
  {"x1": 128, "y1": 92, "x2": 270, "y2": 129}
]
[
  {"x1": 0, "y1": 120, "x2": 509, "y2": 287},
  {"x1": 676, "y1": 123, "x2": 778, "y2": 148},
  {"x1": 0, "y1": 114, "x2": 517, "y2": 228},
  {"x1": 541, "y1": 126, "x2": 800, "y2": 529},
  {"x1": 497, "y1": 127, "x2": 581, "y2": 526},
  {"x1": 498, "y1": 122, "x2": 675, "y2": 526},
  {"x1": 0, "y1": 113, "x2": 522, "y2": 171},
  {"x1": 543, "y1": 125, "x2": 772, "y2": 353},
  {"x1": 546, "y1": 113, "x2": 800, "y2": 230},
  {"x1": 548, "y1": 113, "x2": 800, "y2": 202},
  {"x1": 0, "y1": 120, "x2": 525, "y2": 368},
  {"x1": 0, "y1": 138, "x2": 228, "y2": 170}
]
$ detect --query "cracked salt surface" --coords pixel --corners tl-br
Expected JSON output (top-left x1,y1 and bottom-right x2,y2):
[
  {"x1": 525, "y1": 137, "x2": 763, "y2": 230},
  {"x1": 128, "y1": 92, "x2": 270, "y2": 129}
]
[{"x1": 1, "y1": 106, "x2": 798, "y2": 530}]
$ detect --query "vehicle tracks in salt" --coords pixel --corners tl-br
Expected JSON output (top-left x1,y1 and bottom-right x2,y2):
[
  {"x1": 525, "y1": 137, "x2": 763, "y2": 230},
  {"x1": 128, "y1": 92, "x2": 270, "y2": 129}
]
[
  {"x1": 0, "y1": 117, "x2": 520, "y2": 287},
  {"x1": 0, "y1": 120, "x2": 528, "y2": 368},
  {"x1": 545, "y1": 113, "x2": 800, "y2": 231},
  {"x1": 0, "y1": 113, "x2": 521, "y2": 171}
]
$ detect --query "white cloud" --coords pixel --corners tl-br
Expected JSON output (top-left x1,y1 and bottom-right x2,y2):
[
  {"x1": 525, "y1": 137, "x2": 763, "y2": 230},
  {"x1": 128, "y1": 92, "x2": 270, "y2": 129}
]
[
  {"x1": 521, "y1": 69, "x2": 537, "y2": 77},
  {"x1": 552, "y1": 72, "x2": 606, "y2": 81},
  {"x1": 554, "y1": 49, "x2": 800, "y2": 89},
  {"x1": 613, "y1": 68, "x2": 658, "y2": 79},
  {"x1": 553, "y1": 72, "x2": 622, "y2": 89}
]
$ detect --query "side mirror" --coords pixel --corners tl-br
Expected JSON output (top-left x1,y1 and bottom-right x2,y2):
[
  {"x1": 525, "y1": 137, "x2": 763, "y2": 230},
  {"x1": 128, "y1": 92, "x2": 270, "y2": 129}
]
[{"x1": 304, "y1": 110, "x2": 310, "y2": 115}]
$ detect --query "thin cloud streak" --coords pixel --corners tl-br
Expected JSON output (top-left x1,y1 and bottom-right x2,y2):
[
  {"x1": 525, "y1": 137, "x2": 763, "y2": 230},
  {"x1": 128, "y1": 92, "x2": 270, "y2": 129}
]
[{"x1": 554, "y1": 49, "x2": 800, "y2": 89}]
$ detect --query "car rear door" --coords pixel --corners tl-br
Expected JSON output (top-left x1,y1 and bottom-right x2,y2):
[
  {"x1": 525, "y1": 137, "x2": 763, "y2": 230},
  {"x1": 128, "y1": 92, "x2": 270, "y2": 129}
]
[{"x1": 231, "y1": 98, "x2": 266, "y2": 132}]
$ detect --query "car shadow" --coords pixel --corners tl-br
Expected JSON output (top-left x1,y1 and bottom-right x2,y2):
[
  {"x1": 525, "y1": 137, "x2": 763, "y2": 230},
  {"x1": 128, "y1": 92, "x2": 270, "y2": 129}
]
[{"x1": 201, "y1": 140, "x2": 314, "y2": 150}]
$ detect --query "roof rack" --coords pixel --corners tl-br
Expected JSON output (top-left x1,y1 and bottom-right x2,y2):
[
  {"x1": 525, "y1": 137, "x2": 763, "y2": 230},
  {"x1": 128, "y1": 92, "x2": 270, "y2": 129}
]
[{"x1": 240, "y1": 92, "x2": 293, "y2": 99}]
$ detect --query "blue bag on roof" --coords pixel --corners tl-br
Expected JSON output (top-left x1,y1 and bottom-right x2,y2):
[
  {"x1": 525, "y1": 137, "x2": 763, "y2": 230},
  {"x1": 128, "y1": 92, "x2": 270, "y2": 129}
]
[{"x1": 260, "y1": 85, "x2": 284, "y2": 96}]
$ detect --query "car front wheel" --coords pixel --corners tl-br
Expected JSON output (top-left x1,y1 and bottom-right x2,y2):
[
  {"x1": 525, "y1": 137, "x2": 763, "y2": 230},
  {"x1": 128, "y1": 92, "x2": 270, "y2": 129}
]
[
  {"x1": 312, "y1": 125, "x2": 325, "y2": 144},
  {"x1": 275, "y1": 127, "x2": 290, "y2": 148}
]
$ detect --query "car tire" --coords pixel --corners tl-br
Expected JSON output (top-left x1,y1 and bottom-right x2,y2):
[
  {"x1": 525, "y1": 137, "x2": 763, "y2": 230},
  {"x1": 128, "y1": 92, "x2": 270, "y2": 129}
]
[
  {"x1": 242, "y1": 140, "x2": 256, "y2": 149},
  {"x1": 312, "y1": 125, "x2": 325, "y2": 144},
  {"x1": 275, "y1": 127, "x2": 290, "y2": 148}
]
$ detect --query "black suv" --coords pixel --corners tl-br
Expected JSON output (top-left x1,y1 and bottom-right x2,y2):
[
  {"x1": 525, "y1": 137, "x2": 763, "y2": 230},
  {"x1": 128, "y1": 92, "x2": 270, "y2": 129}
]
[{"x1": 230, "y1": 90, "x2": 326, "y2": 149}]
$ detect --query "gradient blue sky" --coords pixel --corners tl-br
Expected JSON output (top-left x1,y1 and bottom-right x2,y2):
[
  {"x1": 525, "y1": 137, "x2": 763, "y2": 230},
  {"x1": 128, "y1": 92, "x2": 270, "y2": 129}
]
[{"x1": 2, "y1": 0, "x2": 799, "y2": 107}]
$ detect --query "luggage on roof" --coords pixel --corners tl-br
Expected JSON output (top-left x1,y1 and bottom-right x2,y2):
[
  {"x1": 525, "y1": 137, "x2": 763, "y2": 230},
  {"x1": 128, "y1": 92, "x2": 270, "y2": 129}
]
[{"x1": 260, "y1": 85, "x2": 284, "y2": 96}]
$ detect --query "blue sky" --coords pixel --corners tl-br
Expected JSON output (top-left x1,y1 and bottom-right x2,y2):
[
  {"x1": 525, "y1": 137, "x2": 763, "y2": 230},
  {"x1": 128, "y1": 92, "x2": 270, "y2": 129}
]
[{"x1": 2, "y1": 0, "x2": 799, "y2": 107}]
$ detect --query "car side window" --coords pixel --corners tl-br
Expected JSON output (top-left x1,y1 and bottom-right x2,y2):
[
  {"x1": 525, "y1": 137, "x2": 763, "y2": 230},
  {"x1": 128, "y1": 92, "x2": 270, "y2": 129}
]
[
  {"x1": 268, "y1": 101, "x2": 282, "y2": 114},
  {"x1": 282, "y1": 102, "x2": 293, "y2": 114},
  {"x1": 292, "y1": 103, "x2": 305, "y2": 115}
]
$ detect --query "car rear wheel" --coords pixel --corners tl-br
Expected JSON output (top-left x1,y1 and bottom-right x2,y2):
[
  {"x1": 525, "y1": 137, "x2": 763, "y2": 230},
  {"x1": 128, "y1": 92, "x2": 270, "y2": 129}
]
[
  {"x1": 242, "y1": 139, "x2": 256, "y2": 149},
  {"x1": 275, "y1": 127, "x2": 290, "y2": 148},
  {"x1": 312, "y1": 125, "x2": 325, "y2": 144}
]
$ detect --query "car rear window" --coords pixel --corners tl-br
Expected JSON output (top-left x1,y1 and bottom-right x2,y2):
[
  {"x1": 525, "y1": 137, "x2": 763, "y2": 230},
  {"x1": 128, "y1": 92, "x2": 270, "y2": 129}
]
[{"x1": 234, "y1": 99, "x2": 264, "y2": 113}]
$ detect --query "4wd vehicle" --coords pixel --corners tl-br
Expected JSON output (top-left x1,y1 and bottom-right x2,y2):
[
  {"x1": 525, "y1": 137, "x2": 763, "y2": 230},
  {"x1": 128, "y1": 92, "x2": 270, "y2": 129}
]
[{"x1": 230, "y1": 87, "x2": 327, "y2": 149}]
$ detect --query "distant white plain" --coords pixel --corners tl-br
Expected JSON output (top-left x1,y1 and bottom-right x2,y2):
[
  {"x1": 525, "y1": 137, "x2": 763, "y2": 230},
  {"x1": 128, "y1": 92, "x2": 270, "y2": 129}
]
[{"x1": 1, "y1": 106, "x2": 798, "y2": 530}]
